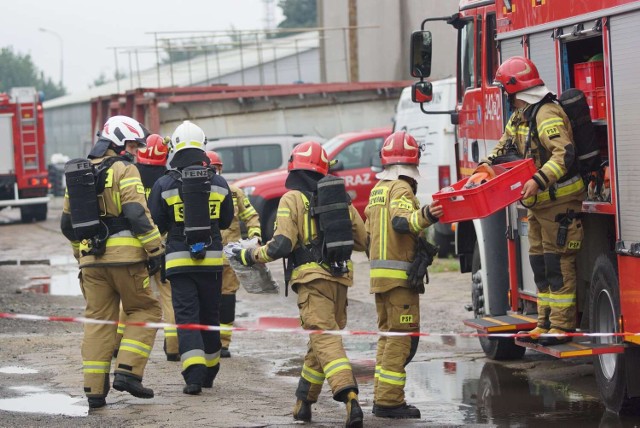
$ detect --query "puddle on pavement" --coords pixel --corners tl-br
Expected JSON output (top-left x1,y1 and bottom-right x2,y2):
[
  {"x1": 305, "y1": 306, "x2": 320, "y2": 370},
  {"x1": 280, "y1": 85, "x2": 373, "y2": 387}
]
[
  {"x1": 20, "y1": 258, "x2": 82, "y2": 296},
  {"x1": 0, "y1": 366, "x2": 38, "y2": 374},
  {"x1": 0, "y1": 386, "x2": 87, "y2": 417},
  {"x1": 407, "y1": 361, "x2": 608, "y2": 426}
]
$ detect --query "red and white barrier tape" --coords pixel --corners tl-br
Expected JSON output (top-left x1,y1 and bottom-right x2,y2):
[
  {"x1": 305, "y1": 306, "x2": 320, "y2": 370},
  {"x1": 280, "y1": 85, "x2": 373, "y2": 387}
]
[{"x1": 1, "y1": 312, "x2": 637, "y2": 339}]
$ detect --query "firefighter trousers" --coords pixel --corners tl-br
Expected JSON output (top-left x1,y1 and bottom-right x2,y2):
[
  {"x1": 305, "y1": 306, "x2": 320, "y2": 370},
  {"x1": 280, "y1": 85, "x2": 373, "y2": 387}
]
[
  {"x1": 294, "y1": 279, "x2": 358, "y2": 404},
  {"x1": 80, "y1": 263, "x2": 161, "y2": 398},
  {"x1": 220, "y1": 265, "x2": 239, "y2": 349},
  {"x1": 116, "y1": 271, "x2": 179, "y2": 356},
  {"x1": 170, "y1": 271, "x2": 222, "y2": 386},
  {"x1": 374, "y1": 286, "x2": 420, "y2": 407},
  {"x1": 528, "y1": 197, "x2": 584, "y2": 331}
]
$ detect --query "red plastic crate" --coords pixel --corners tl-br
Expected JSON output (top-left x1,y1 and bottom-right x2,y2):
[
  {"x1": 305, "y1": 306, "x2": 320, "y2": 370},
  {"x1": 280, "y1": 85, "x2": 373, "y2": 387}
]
[
  {"x1": 432, "y1": 159, "x2": 537, "y2": 223},
  {"x1": 595, "y1": 88, "x2": 606, "y2": 119},
  {"x1": 574, "y1": 61, "x2": 604, "y2": 92}
]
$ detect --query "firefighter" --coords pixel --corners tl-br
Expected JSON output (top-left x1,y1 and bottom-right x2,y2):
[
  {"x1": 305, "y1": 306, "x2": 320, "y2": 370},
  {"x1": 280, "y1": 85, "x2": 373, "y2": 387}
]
[
  {"x1": 115, "y1": 135, "x2": 180, "y2": 361},
  {"x1": 233, "y1": 141, "x2": 366, "y2": 427},
  {"x1": 148, "y1": 121, "x2": 234, "y2": 395},
  {"x1": 488, "y1": 56, "x2": 585, "y2": 345},
  {"x1": 205, "y1": 150, "x2": 261, "y2": 358},
  {"x1": 60, "y1": 115, "x2": 164, "y2": 409},
  {"x1": 365, "y1": 131, "x2": 443, "y2": 419}
]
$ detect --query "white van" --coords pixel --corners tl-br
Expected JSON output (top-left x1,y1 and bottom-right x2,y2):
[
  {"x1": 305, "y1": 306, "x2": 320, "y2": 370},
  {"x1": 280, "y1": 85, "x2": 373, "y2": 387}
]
[{"x1": 393, "y1": 77, "x2": 457, "y2": 255}]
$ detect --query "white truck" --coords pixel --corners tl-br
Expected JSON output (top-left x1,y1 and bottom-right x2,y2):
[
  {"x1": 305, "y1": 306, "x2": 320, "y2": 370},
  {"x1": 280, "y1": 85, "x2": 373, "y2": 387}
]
[{"x1": 393, "y1": 78, "x2": 457, "y2": 256}]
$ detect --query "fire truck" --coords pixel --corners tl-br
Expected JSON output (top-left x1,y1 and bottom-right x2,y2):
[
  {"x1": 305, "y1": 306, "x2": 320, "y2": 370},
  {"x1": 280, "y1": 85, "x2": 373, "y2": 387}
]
[
  {"x1": 0, "y1": 87, "x2": 49, "y2": 222},
  {"x1": 411, "y1": 0, "x2": 640, "y2": 413}
]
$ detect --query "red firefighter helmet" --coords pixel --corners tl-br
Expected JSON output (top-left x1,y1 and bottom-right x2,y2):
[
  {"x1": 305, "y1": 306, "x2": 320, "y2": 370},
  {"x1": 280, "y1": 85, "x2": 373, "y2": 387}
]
[
  {"x1": 205, "y1": 151, "x2": 223, "y2": 168},
  {"x1": 493, "y1": 56, "x2": 544, "y2": 95},
  {"x1": 380, "y1": 131, "x2": 420, "y2": 166},
  {"x1": 136, "y1": 134, "x2": 168, "y2": 166},
  {"x1": 287, "y1": 141, "x2": 329, "y2": 176}
]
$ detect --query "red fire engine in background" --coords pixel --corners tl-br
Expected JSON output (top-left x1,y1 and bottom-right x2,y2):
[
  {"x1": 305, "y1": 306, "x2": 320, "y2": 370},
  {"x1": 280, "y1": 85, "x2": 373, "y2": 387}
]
[
  {"x1": 0, "y1": 87, "x2": 49, "y2": 222},
  {"x1": 411, "y1": 0, "x2": 640, "y2": 413}
]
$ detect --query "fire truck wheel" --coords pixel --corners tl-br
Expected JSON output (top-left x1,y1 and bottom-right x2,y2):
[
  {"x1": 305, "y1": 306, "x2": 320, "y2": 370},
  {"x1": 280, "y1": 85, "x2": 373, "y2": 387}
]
[
  {"x1": 20, "y1": 204, "x2": 48, "y2": 223},
  {"x1": 589, "y1": 254, "x2": 640, "y2": 414},
  {"x1": 473, "y1": 242, "x2": 525, "y2": 361}
]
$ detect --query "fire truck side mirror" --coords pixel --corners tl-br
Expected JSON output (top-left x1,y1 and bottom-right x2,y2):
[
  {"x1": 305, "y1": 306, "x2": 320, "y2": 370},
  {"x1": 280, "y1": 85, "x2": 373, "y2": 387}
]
[
  {"x1": 410, "y1": 31, "x2": 432, "y2": 78},
  {"x1": 411, "y1": 81, "x2": 433, "y2": 103}
]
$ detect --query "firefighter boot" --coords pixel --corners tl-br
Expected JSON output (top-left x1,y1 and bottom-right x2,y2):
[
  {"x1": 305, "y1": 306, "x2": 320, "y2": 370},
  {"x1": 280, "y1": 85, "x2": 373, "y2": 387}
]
[
  {"x1": 87, "y1": 397, "x2": 107, "y2": 409},
  {"x1": 221, "y1": 347, "x2": 231, "y2": 358},
  {"x1": 293, "y1": 399, "x2": 312, "y2": 422},
  {"x1": 539, "y1": 327, "x2": 572, "y2": 346},
  {"x1": 374, "y1": 403, "x2": 421, "y2": 419},
  {"x1": 164, "y1": 339, "x2": 180, "y2": 362},
  {"x1": 345, "y1": 391, "x2": 364, "y2": 428},
  {"x1": 113, "y1": 373, "x2": 154, "y2": 399},
  {"x1": 518, "y1": 326, "x2": 549, "y2": 343}
]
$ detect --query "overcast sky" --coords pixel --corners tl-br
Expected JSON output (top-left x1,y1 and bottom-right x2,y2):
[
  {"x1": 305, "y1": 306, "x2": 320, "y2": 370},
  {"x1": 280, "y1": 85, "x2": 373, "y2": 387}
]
[{"x1": 2, "y1": 0, "x2": 282, "y2": 94}]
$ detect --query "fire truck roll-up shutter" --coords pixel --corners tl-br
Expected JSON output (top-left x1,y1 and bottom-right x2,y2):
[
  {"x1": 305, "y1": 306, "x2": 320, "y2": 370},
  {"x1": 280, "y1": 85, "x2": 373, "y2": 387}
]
[
  {"x1": 528, "y1": 32, "x2": 558, "y2": 95},
  {"x1": 498, "y1": 38, "x2": 524, "y2": 64},
  {"x1": 610, "y1": 11, "x2": 640, "y2": 248}
]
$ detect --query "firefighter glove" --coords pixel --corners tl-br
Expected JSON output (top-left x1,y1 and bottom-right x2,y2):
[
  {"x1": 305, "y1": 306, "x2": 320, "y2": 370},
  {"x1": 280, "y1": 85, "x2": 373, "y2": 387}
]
[
  {"x1": 406, "y1": 237, "x2": 439, "y2": 294},
  {"x1": 233, "y1": 248, "x2": 255, "y2": 267},
  {"x1": 147, "y1": 254, "x2": 164, "y2": 276}
]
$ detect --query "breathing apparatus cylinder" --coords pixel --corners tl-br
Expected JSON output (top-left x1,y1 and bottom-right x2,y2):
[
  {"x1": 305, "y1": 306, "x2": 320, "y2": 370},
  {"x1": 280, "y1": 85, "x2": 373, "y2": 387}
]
[
  {"x1": 312, "y1": 175, "x2": 353, "y2": 274},
  {"x1": 64, "y1": 158, "x2": 101, "y2": 241},
  {"x1": 181, "y1": 165, "x2": 211, "y2": 259}
]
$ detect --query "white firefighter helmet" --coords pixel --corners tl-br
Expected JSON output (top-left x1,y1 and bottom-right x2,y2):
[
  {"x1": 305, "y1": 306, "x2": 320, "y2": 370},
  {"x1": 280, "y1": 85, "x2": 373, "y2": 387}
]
[
  {"x1": 170, "y1": 121, "x2": 206, "y2": 154},
  {"x1": 100, "y1": 115, "x2": 149, "y2": 148}
]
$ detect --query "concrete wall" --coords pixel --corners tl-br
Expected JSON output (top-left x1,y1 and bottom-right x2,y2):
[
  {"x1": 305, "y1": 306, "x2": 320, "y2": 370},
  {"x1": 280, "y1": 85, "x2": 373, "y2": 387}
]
[{"x1": 319, "y1": 0, "x2": 457, "y2": 82}]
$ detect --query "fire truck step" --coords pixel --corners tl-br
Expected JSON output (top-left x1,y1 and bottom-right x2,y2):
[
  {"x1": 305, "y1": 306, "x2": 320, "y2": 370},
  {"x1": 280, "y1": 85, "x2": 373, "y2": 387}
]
[
  {"x1": 463, "y1": 314, "x2": 537, "y2": 333},
  {"x1": 514, "y1": 338, "x2": 625, "y2": 358}
]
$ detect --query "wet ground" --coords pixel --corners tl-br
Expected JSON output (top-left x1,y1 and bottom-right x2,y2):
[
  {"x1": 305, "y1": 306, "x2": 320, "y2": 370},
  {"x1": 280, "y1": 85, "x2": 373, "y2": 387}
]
[{"x1": 2, "y1": 198, "x2": 640, "y2": 427}]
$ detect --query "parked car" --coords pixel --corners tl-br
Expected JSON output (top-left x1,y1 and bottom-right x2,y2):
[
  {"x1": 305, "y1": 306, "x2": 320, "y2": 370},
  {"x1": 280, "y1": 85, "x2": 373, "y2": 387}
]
[
  {"x1": 204, "y1": 134, "x2": 325, "y2": 183},
  {"x1": 233, "y1": 127, "x2": 392, "y2": 240},
  {"x1": 393, "y1": 78, "x2": 457, "y2": 257}
]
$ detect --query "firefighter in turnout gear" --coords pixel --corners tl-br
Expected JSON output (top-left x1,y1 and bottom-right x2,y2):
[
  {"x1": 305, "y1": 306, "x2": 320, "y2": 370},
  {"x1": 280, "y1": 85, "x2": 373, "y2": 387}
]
[
  {"x1": 233, "y1": 141, "x2": 367, "y2": 427},
  {"x1": 205, "y1": 150, "x2": 261, "y2": 358},
  {"x1": 115, "y1": 134, "x2": 179, "y2": 361},
  {"x1": 365, "y1": 131, "x2": 443, "y2": 419},
  {"x1": 489, "y1": 56, "x2": 585, "y2": 345},
  {"x1": 60, "y1": 115, "x2": 164, "y2": 409},
  {"x1": 148, "y1": 121, "x2": 234, "y2": 395}
]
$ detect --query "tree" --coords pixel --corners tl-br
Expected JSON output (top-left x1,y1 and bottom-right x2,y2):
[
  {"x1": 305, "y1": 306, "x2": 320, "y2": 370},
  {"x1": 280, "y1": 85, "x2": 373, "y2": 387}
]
[
  {"x1": 277, "y1": 0, "x2": 317, "y2": 34},
  {"x1": 0, "y1": 47, "x2": 66, "y2": 100},
  {"x1": 89, "y1": 71, "x2": 126, "y2": 88}
]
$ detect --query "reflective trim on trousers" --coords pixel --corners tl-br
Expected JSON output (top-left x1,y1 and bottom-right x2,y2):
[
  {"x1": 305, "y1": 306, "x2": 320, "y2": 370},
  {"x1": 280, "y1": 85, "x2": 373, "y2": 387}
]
[
  {"x1": 83, "y1": 360, "x2": 110, "y2": 374},
  {"x1": 323, "y1": 357, "x2": 352, "y2": 379},
  {"x1": 301, "y1": 363, "x2": 326, "y2": 385},
  {"x1": 378, "y1": 368, "x2": 406, "y2": 386},
  {"x1": 119, "y1": 339, "x2": 152, "y2": 358},
  {"x1": 181, "y1": 349, "x2": 206, "y2": 370}
]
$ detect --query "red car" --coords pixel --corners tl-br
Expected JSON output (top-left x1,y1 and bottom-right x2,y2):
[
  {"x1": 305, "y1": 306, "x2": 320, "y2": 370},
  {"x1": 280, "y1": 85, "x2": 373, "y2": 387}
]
[{"x1": 233, "y1": 127, "x2": 392, "y2": 239}]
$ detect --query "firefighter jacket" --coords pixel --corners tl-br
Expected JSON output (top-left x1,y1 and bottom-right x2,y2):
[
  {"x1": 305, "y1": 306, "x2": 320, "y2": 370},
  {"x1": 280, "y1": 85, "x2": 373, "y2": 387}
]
[
  {"x1": 148, "y1": 169, "x2": 234, "y2": 277},
  {"x1": 251, "y1": 190, "x2": 367, "y2": 288},
  {"x1": 61, "y1": 151, "x2": 164, "y2": 267},
  {"x1": 487, "y1": 103, "x2": 585, "y2": 208},
  {"x1": 136, "y1": 163, "x2": 167, "y2": 199},
  {"x1": 222, "y1": 185, "x2": 261, "y2": 265},
  {"x1": 364, "y1": 179, "x2": 436, "y2": 293}
]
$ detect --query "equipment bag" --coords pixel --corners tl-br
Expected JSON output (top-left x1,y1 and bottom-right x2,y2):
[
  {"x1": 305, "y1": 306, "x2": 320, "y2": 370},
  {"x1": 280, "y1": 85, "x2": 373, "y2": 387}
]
[
  {"x1": 311, "y1": 175, "x2": 353, "y2": 272},
  {"x1": 64, "y1": 158, "x2": 101, "y2": 240},
  {"x1": 557, "y1": 88, "x2": 602, "y2": 175},
  {"x1": 181, "y1": 165, "x2": 211, "y2": 259}
]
